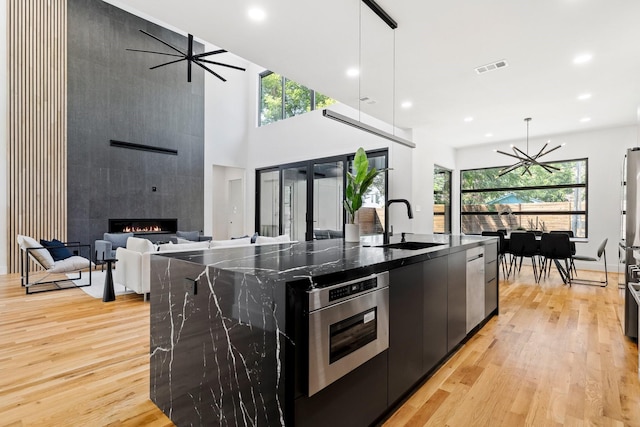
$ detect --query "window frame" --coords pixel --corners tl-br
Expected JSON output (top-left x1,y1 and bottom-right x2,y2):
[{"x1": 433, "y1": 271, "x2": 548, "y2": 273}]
[
  {"x1": 258, "y1": 70, "x2": 334, "y2": 127},
  {"x1": 255, "y1": 149, "x2": 389, "y2": 240},
  {"x1": 433, "y1": 165, "x2": 452, "y2": 234},
  {"x1": 459, "y1": 157, "x2": 589, "y2": 237}
]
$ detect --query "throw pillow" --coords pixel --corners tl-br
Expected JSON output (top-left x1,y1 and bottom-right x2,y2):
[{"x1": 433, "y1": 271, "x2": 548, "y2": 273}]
[
  {"x1": 40, "y1": 238, "x2": 73, "y2": 261},
  {"x1": 17, "y1": 235, "x2": 55, "y2": 269}
]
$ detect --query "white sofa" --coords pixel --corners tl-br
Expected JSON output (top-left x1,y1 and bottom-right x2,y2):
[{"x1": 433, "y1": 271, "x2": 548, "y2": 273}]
[{"x1": 114, "y1": 235, "x2": 292, "y2": 299}]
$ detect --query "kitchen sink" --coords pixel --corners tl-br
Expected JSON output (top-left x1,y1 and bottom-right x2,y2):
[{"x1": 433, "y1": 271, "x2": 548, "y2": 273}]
[{"x1": 374, "y1": 241, "x2": 445, "y2": 250}]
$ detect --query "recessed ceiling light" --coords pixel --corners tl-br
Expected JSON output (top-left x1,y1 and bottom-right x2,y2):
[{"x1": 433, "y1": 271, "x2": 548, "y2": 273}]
[
  {"x1": 573, "y1": 53, "x2": 593, "y2": 65},
  {"x1": 248, "y1": 7, "x2": 266, "y2": 22},
  {"x1": 485, "y1": 133, "x2": 493, "y2": 138},
  {"x1": 577, "y1": 93, "x2": 592, "y2": 100},
  {"x1": 464, "y1": 117, "x2": 474, "y2": 122},
  {"x1": 401, "y1": 101, "x2": 412, "y2": 109},
  {"x1": 580, "y1": 117, "x2": 591, "y2": 123},
  {"x1": 346, "y1": 67, "x2": 359, "y2": 77}
]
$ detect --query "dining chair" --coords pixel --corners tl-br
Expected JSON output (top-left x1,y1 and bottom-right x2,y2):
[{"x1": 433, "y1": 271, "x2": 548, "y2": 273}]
[
  {"x1": 571, "y1": 238, "x2": 608, "y2": 287},
  {"x1": 550, "y1": 230, "x2": 577, "y2": 276},
  {"x1": 539, "y1": 233, "x2": 573, "y2": 285},
  {"x1": 509, "y1": 231, "x2": 541, "y2": 283}
]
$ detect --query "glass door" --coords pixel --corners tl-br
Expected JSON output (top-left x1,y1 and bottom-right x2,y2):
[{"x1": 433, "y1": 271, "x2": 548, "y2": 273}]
[
  {"x1": 312, "y1": 161, "x2": 344, "y2": 239},
  {"x1": 257, "y1": 169, "x2": 280, "y2": 236},
  {"x1": 255, "y1": 149, "x2": 388, "y2": 241},
  {"x1": 282, "y1": 166, "x2": 308, "y2": 241},
  {"x1": 433, "y1": 166, "x2": 452, "y2": 234}
]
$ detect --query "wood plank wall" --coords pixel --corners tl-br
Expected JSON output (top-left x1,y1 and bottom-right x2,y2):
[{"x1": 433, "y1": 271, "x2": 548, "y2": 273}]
[{"x1": 7, "y1": 0, "x2": 67, "y2": 273}]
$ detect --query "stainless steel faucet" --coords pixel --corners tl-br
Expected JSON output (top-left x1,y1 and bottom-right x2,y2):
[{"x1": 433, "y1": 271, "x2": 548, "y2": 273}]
[{"x1": 385, "y1": 199, "x2": 413, "y2": 243}]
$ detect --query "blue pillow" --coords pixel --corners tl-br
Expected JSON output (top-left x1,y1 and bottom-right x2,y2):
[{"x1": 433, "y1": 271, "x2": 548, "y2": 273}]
[{"x1": 40, "y1": 238, "x2": 73, "y2": 261}]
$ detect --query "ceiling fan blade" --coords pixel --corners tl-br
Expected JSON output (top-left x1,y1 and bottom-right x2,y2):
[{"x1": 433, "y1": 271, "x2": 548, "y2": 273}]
[
  {"x1": 194, "y1": 49, "x2": 227, "y2": 59},
  {"x1": 139, "y1": 29, "x2": 185, "y2": 56},
  {"x1": 126, "y1": 48, "x2": 183, "y2": 58},
  {"x1": 149, "y1": 57, "x2": 187, "y2": 70},
  {"x1": 196, "y1": 58, "x2": 246, "y2": 72},
  {"x1": 192, "y1": 60, "x2": 227, "y2": 82}
]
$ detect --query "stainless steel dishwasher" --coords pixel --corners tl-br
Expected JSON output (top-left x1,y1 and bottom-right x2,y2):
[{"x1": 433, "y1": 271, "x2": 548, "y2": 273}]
[{"x1": 466, "y1": 247, "x2": 485, "y2": 332}]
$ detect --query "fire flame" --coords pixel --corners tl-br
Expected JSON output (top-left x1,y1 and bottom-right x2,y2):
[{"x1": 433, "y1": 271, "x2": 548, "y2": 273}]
[{"x1": 123, "y1": 225, "x2": 162, "y2": 233}]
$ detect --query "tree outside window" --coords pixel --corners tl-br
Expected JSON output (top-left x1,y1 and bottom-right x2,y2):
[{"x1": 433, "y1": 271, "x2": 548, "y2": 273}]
[
  {"x1": 461, "y1": 159, "x2": 587, "y2": 237},
  {"x1": 259, "y1": 71, "x2": 335, "y2": 126}
]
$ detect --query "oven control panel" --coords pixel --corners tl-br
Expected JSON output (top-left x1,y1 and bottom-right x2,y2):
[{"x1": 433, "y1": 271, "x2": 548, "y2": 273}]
[
  {"x1": 309, "y1": 272, "x2": 389, "y2": 312},
  {"x1": 329, "y1": 277, "x2": 377, "y2": 302}
]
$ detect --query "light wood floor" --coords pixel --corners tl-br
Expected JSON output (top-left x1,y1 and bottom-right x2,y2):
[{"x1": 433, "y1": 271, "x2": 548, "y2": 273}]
[{"x1": 0, "y1": 268, "x2": 638, "y2": 426}]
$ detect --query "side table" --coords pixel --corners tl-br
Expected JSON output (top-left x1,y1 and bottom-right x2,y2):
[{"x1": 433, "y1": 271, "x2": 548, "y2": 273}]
[{"x1": 102, "y1": 258, "x2": 117, "y2": 302}]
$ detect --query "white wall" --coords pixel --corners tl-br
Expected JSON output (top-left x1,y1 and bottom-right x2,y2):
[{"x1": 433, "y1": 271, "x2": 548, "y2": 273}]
[
  {"x1": 0, "y1": 0, "x2": 7, "y2": 274},
  {"x1": 411, "y1": 126, "x2": 456, "y2": 234},
  {"x1": 211, "y1": 165, "x2": 245, "y2": 239},
  {"x1": 203, "y1": 44, "x2": 250, "y2": 238},
  {"x1": 455, "y1": 125, "x2": 637, "y2": 271}
]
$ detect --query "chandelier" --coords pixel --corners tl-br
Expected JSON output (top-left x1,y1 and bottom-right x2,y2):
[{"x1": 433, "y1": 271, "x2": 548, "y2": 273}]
[{"x1": 495, "y1": 118, "x2": 564, "y2": 177}]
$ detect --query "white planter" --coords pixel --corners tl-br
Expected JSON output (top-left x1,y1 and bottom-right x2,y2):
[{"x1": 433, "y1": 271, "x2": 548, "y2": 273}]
[{"x1": 344, "y1": 223, "x2": 360, "y2": 242}]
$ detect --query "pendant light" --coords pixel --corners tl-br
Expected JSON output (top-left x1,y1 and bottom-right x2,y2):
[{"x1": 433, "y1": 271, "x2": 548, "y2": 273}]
[{"x1": 496, "y1": 117, "x2": 564, "y2": 177}]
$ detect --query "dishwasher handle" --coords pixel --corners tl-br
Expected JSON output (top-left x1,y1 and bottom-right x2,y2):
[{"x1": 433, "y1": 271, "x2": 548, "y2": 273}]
[{"x1": 467, "y1": 253, "x2": 484, "y2": 262}]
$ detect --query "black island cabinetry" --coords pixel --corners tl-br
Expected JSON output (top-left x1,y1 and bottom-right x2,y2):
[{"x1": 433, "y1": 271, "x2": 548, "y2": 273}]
[{"x1": 148, "y1": 235, "x2": 499, "y2": 426}]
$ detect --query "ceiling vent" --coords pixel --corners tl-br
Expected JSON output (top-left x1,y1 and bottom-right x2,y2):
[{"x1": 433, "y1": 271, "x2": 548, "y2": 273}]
[
  {"x1": 475, "y1": 59, "x2": 509, "y2": 75},
  {"x1": 359, "y1": 96, "x2": 377, "y2": 105}
]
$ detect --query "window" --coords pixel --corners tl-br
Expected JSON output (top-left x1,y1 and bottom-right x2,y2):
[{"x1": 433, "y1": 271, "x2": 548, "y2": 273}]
[
  {"x1": 348, "y1": 152, "x2": 387, "y2": 237},
  {"x1": 460, "y1": 159, "x2": 588, "y2": 237},
  {"x1": 433, "y1": 166, "x2": 451, "y2": 234},
  {"x1": 259, "y1": 71, "x2": 335, "y2": 126}
]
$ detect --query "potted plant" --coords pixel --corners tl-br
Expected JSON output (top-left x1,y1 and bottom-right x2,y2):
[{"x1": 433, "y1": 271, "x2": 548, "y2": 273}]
[{"x1": 344, "y1": 147, "x2": 386, "y2": 242}]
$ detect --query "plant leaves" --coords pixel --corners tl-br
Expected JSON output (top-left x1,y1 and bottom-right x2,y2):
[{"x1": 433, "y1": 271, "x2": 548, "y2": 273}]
[{"x1": 353, "y1": 148, "x2": 369, "y2": 185}]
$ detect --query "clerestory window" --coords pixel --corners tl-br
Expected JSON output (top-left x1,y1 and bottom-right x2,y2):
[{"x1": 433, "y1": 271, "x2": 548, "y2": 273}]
[{"x1": 259, "y1": 71, "x2": 335, "y2": 126}]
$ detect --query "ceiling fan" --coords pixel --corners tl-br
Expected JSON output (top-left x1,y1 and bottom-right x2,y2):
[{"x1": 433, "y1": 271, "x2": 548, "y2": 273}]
[{"x1": 127, "y1": 29, "x2": 246, "y2": 82}]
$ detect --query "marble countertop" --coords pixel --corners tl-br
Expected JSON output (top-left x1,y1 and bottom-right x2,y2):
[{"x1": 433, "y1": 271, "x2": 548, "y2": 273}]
[{"x1": 152, "y1": 234, "x2": 495, "y2": 289}]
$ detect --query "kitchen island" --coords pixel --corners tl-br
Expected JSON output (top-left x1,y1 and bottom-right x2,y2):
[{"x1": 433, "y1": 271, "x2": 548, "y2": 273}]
[{"x1": 148, "y1": 234, "x2": 498, "y2": 426}]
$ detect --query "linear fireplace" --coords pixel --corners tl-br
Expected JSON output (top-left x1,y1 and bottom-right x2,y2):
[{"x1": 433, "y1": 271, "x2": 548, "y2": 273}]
[{"x1": 109, "y1": 218, "x2": 178, "y2": 235}]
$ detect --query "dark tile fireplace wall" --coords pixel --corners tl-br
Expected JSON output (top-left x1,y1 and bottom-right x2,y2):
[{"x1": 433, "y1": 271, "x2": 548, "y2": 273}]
[{"x1": 67, "y1": 0, "x2": 205, "y2": 247}]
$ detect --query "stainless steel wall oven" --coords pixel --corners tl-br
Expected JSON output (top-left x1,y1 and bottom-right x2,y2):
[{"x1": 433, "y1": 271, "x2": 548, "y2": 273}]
[{"x1": 307, "y1": 271, "x2": 389, "y2": 396}]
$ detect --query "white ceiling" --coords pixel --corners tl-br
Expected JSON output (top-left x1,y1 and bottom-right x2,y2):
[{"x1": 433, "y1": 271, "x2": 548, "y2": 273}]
[{"x1": 111, "y1": 0, "x2": 640, "y2": 147}]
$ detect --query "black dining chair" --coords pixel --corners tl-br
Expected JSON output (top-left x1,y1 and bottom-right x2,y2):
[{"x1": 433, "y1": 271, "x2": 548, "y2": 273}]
[
  {"x1": 482, "y1": 231, "x2": 510, "y2": 279},
  {"x1": 539, "y1": 233, "x2": 573, "y2": 285},
  {"x1": 509, "y1": 231, "x2": 541, "y2": 282},
  {"x1": 550, "y1": 230, "x2": 577, "y2": 276}
]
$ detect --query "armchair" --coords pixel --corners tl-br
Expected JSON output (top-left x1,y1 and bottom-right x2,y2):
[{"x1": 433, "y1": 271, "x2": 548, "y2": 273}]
[
  {"x1": 17, "y1": 235, "x2": 95, "y2": 294},
  {"x1": 95, "y1": 232, "x2": 133, "y2": 268},
  {"x1": 114, "y1": 236, "x2": 155, "y2": 300}
]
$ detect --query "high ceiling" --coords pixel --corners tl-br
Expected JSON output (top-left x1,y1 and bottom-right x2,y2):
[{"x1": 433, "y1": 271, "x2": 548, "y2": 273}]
[{"x1": 108, "y1": 0, "x2": 640, "y2": 147}]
